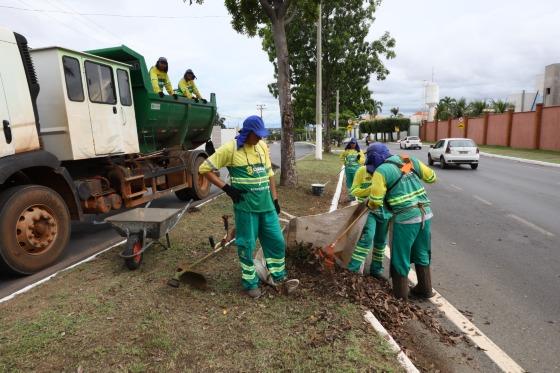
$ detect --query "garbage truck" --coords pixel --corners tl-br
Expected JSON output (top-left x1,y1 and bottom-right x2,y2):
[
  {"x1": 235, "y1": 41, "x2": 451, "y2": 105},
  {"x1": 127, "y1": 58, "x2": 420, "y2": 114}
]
[{"x1": 0, "y1": 27, "x2": 217, "y2": 274}]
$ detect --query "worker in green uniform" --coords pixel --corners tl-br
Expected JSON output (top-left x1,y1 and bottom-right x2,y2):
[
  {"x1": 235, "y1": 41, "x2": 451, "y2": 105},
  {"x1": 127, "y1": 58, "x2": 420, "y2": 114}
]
[
  {"x1": 340, "y1": 138, "x2": 365, "y2": 202},
  {"x1": 347, "y1": 143, "x2": 392, "y2": 278},
  {"x1": 177, "y1": 69, "x2": 206, "y2": 103},
  {"x1": 199, "y1": 115, "x2": 299, "y2": 299},
  {"x1": 149, "y1": 57, "x2": 177, "y2": 99},
  {"x1": 367, "y1": 143, "x2": 437, "y2": 301}
]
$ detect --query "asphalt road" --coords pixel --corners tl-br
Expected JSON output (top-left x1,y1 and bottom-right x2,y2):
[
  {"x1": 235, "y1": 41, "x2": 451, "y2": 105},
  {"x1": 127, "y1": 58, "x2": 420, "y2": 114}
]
[
  {"x1": 389, "y1": 144, "x2": 560, "y2": 372},
  {"x1": 0, "y1": 142, "x2": 314, "y2": 299}
]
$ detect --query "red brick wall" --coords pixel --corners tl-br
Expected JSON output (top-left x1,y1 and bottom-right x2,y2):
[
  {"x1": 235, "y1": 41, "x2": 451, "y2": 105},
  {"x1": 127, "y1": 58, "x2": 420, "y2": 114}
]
[
  {"x1": 467, "y1": 117, "x2": 484, "y2": 145},
  {"x1": 540, "y1": 106, "x2": 560, "y2": 151},
  {"x1": 437, "y1": 120, "x2": 449, "y2": 139},
  {"x1": 510, "y1": 112, "x2": 537, "y2": 149},
  {"x1": 426, "y1": 122, "x2": 436, "y2": 141},
  {"x1": 450, "y1": 119, "x2": 465, "y2": 138},
  {"x1": 486, "y1": 113, "x2": 509, "y2": 146}
]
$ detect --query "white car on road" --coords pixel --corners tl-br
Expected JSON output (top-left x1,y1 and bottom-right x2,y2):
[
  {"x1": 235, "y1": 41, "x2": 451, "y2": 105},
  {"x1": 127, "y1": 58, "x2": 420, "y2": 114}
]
[
  {"x1": 428, "y1": 138, "x2": 480, "y2": 169},
  {"x1": 400, "y1": 136, "x2": 422, "y2": 150}
]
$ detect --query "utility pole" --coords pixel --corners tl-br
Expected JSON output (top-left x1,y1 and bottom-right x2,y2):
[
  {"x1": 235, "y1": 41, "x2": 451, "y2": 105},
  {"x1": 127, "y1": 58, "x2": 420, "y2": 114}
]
[
  {"x1": 256, "y1": 104, "x2": 266, "y2": 119},
  {"x1": 335, "y1": 89, "x2": 340, "y2": 130},
  {"x1": 315, "y1": 1, "x2": 322, "y2": 160}
]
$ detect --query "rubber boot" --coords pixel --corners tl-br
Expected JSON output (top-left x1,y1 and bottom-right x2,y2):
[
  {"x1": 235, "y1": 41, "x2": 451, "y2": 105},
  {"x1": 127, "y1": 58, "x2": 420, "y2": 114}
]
[
  {"x1": 411, "y1": 265, "x2": 435, "y2": 298},
  {"x1": 390, "y1": 266, "x2": 409, "y2": 301}
]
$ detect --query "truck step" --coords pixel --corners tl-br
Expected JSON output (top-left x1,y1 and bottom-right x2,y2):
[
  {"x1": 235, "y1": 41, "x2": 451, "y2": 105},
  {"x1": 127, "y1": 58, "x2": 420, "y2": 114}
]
[
  {"x1": 125, "y1": 190, "x2": 147, "y2": 199},
  {"x1": 124, "y1": 175, "x2": 145, "y2": 182}
]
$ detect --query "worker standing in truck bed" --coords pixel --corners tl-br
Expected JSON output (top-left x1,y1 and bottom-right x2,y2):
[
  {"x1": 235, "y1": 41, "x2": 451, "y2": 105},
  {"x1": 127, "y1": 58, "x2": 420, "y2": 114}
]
[
  {"x1": 149, "y1": 57, "x2": 177, "y2": 99},
  {"x1": 177, "y1": 69, "x2": 206, "y2": 103},
  {"x1": 198, "y1": 115, "x2": 299, "y2": 299}
]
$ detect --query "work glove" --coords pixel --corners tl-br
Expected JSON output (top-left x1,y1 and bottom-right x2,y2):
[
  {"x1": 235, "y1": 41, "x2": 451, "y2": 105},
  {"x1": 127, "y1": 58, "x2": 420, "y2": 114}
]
[
  {"x1": 201, "y1": 98, "x2": 208, "y2": 104},
  {"x1": 173, "y1": 93, "x2": 178, "y2": 100},
  {"x1": 222, "y1": 184, "x2": 247, "y2": 203},
  {"x1": 274, "y1": 199, "x2": 281, "y2": 215},
  {"x1": 193, "y1": 97, "x2": 200, "y2": 103},
  {"x1": 158, "y1": 91, "x2": 165, "y2": 98}
]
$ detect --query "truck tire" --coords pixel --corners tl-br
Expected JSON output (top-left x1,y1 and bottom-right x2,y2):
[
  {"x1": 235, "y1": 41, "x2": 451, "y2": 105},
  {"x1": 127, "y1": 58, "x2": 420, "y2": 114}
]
[
  {"x1": 0, "y1": 185, "x2": 71, "y2": 274},
  {"x1": 175, "y1": 156, "x2": 211, "y2": 201}
]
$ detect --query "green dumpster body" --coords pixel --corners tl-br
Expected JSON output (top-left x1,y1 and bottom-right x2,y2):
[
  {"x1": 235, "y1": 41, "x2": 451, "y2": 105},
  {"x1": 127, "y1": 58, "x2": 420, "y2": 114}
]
[{"x1": 87, "y1": 46, "x2": 217, "y2": 153}]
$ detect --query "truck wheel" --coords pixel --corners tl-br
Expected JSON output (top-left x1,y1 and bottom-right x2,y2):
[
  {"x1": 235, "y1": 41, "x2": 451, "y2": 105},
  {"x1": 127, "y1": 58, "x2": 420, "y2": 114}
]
[
  {"x1": 175, "y1": 156, "x2": 210, "y2": 201},
  {"x1": 0, "y1": 185, "x2": 70, "y2": 274}
]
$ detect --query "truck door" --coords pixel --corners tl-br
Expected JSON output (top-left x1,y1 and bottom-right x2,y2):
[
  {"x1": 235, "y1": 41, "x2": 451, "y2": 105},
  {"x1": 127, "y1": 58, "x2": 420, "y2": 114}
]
[
  {"x1": 0, "y1": 37, "x2": 39, "y2": 156},
  {"x1": 0, "y1": 72, "x2": 15, "y2": 157},
  {"x1": 116, "y1": 68, "x2": 139, "y2": 153},
  {"x1": 84, "y1": 60, "x2": 124, "y2": 155}
]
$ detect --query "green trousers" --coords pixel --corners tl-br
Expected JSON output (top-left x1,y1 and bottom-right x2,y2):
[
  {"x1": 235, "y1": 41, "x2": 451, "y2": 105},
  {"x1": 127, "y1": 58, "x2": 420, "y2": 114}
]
[
  {"x1": 347, "y1": 212, "x2": 389, "y2": 275},
  {"x1": 234, "y1": 208, "x2": 287, "y2": 290},
  {"x1": 345, "y1": 167, "x2": 357, "y2": 200},
  {"x1": 391, "y1": 219, "x2": 431, "y2": 277}
]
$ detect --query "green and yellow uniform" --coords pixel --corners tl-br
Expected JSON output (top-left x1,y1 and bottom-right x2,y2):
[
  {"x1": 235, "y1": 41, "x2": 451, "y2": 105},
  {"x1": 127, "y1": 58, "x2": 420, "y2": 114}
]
[
  {"x1": 340, "y1": 149, "x2": 365, "y2": 200},
  {"x1": 199, "y1": 139, "x2": 286, "y2": 290},
  {"x1": 177, "y1": 78, "x2": 202, "y2": 99},
  {"x1": 368, "y1": 155, "x2": 436, "y2": 277},
  {"x1": 348, "y1": 166, "x2": 391, "y2": 274},
  {"x1": 149, "y1": 66, "x2": 174, "y2": 95}
]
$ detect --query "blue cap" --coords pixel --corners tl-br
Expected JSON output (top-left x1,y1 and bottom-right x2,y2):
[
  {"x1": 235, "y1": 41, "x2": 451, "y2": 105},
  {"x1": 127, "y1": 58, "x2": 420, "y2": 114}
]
[{"x1": 242, "y1": 115, "x2": 269, "y2": 138}]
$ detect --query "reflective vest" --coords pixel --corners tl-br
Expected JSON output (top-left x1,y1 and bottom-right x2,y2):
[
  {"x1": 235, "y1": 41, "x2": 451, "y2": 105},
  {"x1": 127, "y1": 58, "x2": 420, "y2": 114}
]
[{"x1": 199, "y1": 140, "x2": 275, "y2": 213}]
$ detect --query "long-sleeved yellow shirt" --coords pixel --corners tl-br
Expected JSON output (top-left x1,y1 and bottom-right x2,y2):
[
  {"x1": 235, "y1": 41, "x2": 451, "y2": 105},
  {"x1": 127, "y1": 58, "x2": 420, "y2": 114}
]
[
  {"x1": 351, "y1": 166, "x2": 392, "y2": 219},
  {"x1": 149, "y1": 66, "x2": 174, "y2": 95},
  {"x1": 177, "y1": 78, "x2": 202, "y2": 99},
  {"x1": 339, "y1": 149, "x2": 365, "y2": 171}
]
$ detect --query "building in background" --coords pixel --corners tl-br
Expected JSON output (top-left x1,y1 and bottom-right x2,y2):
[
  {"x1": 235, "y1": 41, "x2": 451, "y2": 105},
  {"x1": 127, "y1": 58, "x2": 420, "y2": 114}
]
[
  {"x1": 507, "y1": 91, "x2": 540, "y2": 112},
  {"x1": 425, "y1": 82, "x2": 439, "y2": 121},
  {"x1": 543, "y1": 63, "x2": 560, "y2": 107}
]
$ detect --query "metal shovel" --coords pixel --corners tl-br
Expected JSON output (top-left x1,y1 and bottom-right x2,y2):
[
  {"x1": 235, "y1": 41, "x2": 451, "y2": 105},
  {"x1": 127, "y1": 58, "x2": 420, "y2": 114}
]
[{"x1": 167, "y1": 215, "x2": 235, "y2": 289}]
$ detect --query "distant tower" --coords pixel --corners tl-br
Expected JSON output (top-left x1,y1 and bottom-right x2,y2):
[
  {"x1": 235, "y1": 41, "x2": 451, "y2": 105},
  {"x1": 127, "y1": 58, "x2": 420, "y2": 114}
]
[
  {"x1": 543, "y1": 64, "x2": 560, "y2": 107},
  {"x1": 425, "y1": 82, "x2": 439, "y2": 121}
]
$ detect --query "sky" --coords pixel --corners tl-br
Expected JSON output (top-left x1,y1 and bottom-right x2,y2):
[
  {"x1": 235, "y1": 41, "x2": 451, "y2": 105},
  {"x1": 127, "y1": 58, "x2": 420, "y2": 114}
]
[{"x1": 1, "y1": 0, "x2": 559, "y2": 127}]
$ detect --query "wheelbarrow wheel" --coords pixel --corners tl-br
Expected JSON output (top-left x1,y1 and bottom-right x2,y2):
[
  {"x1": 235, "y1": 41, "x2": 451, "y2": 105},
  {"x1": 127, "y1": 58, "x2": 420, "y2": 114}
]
[{"x1": 124, "y1": 235, "x2": 143, "y2": 270}]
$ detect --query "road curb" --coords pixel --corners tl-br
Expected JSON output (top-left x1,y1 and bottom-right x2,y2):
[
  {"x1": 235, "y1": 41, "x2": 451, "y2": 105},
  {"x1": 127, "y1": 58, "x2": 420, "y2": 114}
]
[{"x1": 480, "y1": 152, "x2": 560, "y2": 168}]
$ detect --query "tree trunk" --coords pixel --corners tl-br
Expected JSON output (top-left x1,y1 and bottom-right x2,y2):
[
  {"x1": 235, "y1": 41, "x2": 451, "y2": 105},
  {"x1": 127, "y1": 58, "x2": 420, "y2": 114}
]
[{"x1": 272, "y1": 19, "x2": 297, "y2": 187}]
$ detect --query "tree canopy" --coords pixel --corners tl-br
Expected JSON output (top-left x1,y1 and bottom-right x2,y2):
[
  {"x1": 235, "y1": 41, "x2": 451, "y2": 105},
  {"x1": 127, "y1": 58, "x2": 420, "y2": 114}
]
[{"x1": 260, "y1": 0, "x2": 395, "y2": 152}]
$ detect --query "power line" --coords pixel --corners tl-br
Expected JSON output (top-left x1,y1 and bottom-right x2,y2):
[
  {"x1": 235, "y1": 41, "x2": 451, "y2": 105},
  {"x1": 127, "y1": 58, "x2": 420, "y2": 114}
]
[{"x1": 0, "y1": 4, "x2": 227, "y2": 19}]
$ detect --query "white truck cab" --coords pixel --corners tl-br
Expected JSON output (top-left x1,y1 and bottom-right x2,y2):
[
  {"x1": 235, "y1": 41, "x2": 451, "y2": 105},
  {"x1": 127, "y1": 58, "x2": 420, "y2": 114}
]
[{"x1": 30, "y1": 47, "x2": 139, "y2": 160}]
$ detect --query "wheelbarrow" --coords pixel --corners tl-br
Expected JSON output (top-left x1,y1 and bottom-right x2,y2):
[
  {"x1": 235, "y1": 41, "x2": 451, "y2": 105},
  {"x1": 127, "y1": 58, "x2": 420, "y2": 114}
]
[{"x1": 105, "y1": 200, "x2": 192, "y2": 270}]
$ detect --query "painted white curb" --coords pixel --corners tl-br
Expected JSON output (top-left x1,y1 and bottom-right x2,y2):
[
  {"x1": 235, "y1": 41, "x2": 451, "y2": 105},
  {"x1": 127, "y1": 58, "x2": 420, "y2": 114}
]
[
  {"x1": 329, "y1": 166, "x2": 345, "y2": 212},
  {"x1": 0, "y1": 239, "x2": 126, "y2": 304},
  {"x1": 480, "y1": 152, "x2": 560, "y2": 168},
  {"x1": 364, "y1": 311, "x2": 419, "y2": 373}
]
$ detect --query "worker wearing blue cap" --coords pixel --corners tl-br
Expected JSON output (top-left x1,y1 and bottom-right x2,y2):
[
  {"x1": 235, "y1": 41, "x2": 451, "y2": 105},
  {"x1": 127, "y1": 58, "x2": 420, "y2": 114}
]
[{"x1": 199, "y1": 116, "x2": 299, "y2": 298}]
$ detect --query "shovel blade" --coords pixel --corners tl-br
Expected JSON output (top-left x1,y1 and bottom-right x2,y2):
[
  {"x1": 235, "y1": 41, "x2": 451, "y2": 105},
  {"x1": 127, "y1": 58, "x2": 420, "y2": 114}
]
[{"x1": 181, "y1": 270, "x2": 208, "y2": 290}]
